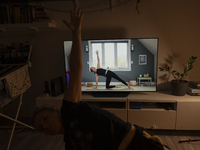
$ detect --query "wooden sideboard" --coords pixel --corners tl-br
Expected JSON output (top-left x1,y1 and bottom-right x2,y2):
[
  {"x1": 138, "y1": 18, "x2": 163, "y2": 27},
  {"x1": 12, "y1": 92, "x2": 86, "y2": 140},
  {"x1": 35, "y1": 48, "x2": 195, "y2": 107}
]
[{"x1": 36, "y1": 91, "x2": 200, "y2": 130}]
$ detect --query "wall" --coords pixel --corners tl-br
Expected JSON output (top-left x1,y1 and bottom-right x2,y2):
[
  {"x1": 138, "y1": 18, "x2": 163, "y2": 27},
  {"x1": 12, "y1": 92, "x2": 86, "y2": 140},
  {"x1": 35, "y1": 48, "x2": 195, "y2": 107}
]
[{"x1": 1, "y1": 0, "x2": 200, "y2": 117}]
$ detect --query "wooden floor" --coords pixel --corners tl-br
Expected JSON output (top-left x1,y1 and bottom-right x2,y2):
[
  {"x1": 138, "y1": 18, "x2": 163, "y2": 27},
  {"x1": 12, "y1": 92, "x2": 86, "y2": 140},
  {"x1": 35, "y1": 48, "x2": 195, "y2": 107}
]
[{"x1": 0, "y1": 128, "x2": 200, "y2": 150}]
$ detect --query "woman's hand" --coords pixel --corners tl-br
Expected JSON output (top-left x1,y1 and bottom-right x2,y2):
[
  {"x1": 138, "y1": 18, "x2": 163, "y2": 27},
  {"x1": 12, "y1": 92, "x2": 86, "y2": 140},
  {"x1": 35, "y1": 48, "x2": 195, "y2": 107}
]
[
  {"x1": 96, "y1": 50, "x2": 99, "y2": 55},
  {"x1": 63, "y1": 9, "x2": 84, "y2": 31}
]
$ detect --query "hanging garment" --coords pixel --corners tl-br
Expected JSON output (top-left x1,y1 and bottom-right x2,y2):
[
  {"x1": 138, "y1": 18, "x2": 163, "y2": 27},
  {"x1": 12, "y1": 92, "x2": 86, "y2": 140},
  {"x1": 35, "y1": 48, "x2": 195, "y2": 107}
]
[{"x1": 4, "y1": 65, "x2": 31, "y2": 98}]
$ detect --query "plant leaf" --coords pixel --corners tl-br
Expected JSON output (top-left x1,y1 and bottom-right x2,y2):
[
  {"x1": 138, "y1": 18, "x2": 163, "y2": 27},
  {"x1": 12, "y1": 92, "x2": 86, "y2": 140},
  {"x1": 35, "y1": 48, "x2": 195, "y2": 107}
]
[{"x1": 172, "y1": 70, "x2": 177, "y2": 73}]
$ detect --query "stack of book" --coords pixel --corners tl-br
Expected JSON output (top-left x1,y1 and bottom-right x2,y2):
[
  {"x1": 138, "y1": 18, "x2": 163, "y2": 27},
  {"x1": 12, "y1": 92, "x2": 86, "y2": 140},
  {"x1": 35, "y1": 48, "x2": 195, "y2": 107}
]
[
  {"x1": 0, "y1": 2, "x2": 55, "y2": 24},
  {"x1": 0, "y1": 3, "x2": 35, "y2": 24},
  {"x1": 187, "y1": 81, "x2": 200, "y2": 96},
  {"x1": 34, "y1": 6, "x2": 51, "y2": 22}
]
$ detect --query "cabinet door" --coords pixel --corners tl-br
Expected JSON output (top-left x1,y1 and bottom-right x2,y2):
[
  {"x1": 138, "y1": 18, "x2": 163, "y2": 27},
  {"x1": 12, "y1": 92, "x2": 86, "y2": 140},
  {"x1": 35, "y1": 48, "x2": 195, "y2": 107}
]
[
  {"x1": 128, "y1": 109, "x2": 176, "y2": 129},
  {"x1": 176, "y1": 102, "x2": 200, "y2": 130}
]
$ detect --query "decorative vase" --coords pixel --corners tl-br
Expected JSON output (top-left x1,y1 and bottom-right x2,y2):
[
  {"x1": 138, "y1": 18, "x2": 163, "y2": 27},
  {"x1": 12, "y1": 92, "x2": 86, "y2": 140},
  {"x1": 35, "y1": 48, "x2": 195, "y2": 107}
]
[{"x1": 171, "y1": 80, "x2": 188, "y2": 96}]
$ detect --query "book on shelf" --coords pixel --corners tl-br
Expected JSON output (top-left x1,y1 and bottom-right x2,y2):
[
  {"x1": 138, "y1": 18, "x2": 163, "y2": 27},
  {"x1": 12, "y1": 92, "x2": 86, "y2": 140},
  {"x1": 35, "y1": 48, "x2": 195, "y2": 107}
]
[
  {"x1": 6, "y1": 4, "x2": 11, "y2": 24},
  {"x1": 0, "y1": 4, "x2": 34, "y2": 24},
  {"x1": 0, "y1": 4, "x2": 9, "y2": 24},
  {"x1": 0, "y1": 2, "x2": 53, "y2": 25},
  {"x1": 33, "y1": 5, "x2": 52, "y2": 21}
]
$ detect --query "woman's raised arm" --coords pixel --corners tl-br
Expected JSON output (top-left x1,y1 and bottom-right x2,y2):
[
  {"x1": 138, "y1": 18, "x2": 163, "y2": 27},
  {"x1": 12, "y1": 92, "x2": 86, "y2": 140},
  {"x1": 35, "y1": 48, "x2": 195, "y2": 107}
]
[{"x1": 63, "y1": 9, "x2": 84, "y2": 103}]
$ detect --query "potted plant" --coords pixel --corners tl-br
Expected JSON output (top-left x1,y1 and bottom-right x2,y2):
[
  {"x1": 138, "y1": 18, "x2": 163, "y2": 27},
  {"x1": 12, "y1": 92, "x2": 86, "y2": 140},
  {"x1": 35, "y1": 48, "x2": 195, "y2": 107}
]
[{"x1": 159, "y1": 56, "x2": 197, "y2": 96}]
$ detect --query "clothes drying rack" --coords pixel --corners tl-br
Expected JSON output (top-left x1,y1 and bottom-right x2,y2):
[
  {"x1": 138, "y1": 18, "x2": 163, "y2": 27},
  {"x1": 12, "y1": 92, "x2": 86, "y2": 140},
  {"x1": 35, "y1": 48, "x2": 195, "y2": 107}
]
[{"x1": 0, "y1": 37, "x2": 35, "y2": 150}]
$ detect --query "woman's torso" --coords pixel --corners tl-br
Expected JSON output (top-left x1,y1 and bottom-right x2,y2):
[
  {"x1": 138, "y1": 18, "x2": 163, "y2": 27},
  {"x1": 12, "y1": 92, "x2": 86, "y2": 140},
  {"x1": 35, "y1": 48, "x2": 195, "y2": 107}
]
[
  {"x1": 61, "y1": 100, "x2": 132, "y2": 150},
  {"x1": 96, "y1": 68, "x2": 109, "y2": 76}
]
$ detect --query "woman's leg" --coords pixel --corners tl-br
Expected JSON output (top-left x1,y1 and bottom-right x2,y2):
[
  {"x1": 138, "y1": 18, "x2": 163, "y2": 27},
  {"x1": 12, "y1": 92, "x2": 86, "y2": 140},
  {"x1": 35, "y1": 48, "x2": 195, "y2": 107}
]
[
  {"x1": 126, "y1": 125, "x2": 168, "y2": 150},
  {"x1": 106, "y1": 76, "x2": 115, "y2": 88},
  {"x1": 109, "y1": 71, "x2": 128, "y2": 86}
]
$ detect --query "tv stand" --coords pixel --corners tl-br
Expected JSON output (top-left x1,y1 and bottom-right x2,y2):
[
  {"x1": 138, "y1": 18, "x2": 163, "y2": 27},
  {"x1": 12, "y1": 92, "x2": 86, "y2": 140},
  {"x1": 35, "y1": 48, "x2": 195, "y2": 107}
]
[
  {"x1": 91, "y1": 91, "x2": 131, "y2": 97},
  {"x1": 35, "y1": 91, "x2": 200, "y2": 130}
]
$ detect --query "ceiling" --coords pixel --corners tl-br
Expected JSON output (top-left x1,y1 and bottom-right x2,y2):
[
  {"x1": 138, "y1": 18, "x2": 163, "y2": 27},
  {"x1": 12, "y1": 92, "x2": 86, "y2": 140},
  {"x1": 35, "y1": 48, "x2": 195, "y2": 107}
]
[{"x1": 0, "y1": 0, "x2": 134, "y2": 13}]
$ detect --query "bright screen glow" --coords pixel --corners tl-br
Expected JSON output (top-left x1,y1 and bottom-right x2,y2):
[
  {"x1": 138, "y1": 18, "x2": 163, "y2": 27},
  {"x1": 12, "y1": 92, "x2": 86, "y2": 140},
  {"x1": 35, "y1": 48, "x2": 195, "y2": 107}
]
[{"x1": 63, "y1": 38, "x2": 158, "y2": 92}]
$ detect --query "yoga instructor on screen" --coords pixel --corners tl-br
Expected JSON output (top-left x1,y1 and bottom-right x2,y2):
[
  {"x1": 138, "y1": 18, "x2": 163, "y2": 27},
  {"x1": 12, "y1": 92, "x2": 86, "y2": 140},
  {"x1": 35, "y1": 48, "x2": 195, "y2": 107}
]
[{"x1": 90, "y1": 50, "x2": 132, "y2": 89}]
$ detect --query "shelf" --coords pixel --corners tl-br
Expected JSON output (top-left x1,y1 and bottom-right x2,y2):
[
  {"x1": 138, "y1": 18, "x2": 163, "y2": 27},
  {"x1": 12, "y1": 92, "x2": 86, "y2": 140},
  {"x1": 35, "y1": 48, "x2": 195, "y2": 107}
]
[
  {"x1": 129, "y1": 102, "x2": 176, "y2": 110},
  {"x1": 86, "y1": 102, "x2": 126, "y2": 109},
  {"x1": 0, "y1": 22, "x2": 56, "y2": 38},
  {"x1": 0, "y1": 64, "x2": 27, "y2": 66},
  {"x1": 0, "y1": 0, "x2": 70, "y2": 3},
  {"x1": 0, "y1": 22, "x2": 57, "y2": 29}
]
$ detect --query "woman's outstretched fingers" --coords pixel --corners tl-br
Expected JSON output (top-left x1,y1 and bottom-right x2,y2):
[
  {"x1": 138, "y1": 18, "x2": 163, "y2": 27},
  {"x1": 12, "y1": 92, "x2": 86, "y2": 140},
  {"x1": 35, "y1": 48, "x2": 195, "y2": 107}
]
[
  {"x1": 79, "y1": 9, "x2": 84, "y2": 20},
  {"x1": 63, "y1": 9, "x2": 84, "y2": 31}
]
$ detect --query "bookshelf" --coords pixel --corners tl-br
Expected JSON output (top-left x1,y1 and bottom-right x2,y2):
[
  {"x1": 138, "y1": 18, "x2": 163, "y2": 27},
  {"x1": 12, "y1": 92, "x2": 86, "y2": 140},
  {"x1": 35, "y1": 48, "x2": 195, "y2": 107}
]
[
  {"x1": 0, "y1": 22, "x2": 57, "y2": 29},
  {"x1": 0, "y1": 0, "x2": 68, "y2": 3},
  {"x1": 0, "y1": 1, "x2": 57, "y2": 28}
]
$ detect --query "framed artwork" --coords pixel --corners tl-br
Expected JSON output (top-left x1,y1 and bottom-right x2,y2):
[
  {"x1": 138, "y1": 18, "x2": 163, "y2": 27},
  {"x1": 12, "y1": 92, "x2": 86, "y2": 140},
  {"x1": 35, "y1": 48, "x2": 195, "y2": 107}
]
[{"x1": 139, "y1": 55, "x2": 147, "y2": 65}]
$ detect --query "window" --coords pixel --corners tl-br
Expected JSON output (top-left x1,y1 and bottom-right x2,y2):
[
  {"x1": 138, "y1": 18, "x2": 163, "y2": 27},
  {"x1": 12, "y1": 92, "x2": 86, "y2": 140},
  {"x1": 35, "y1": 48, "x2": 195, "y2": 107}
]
[{"x1": 88, "y1": 39, "x2": 131, "y2": 71}]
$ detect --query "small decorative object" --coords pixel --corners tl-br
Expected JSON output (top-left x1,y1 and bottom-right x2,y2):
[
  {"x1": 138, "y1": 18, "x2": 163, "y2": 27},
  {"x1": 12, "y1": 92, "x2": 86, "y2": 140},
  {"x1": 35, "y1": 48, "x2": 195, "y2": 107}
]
[
  {"x1": 144, "y1": 73, "x2": 149, "y2": 77},
  {"x1": 139, "y1": 74, "x2": 142, "y2": 77},
  {"x1": 87, "y1": 83, "x2": 93, "y2": 87},
  {"x1": 0, "y1": 42, "x2": 30, "y2": 65},
  {"x1": 139, "y1": 55, "x2": 147, "y2": 65},
  {"x1": 159, "y1": 56, "x2": 197, "y2": 96},
  {"x1": 130, "y1": 80, "x2": 136, "y2": 86},
  {"x1": 131, "y1": 44, "x2": 134, "y2": 51}
]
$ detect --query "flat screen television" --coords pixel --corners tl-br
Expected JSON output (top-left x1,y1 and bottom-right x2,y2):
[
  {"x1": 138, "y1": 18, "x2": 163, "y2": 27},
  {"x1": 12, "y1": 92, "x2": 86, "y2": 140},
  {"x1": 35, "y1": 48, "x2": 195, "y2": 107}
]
[{"x1": 63, "y1": 38, "x2": 158, "y2": 97}]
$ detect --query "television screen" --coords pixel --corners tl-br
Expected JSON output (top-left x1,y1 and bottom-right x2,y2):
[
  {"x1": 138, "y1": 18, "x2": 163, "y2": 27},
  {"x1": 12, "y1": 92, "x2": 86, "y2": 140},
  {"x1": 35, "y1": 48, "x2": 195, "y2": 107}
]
[{"x1": 63, "y1": 38, "x2": 158, "y2": 96}]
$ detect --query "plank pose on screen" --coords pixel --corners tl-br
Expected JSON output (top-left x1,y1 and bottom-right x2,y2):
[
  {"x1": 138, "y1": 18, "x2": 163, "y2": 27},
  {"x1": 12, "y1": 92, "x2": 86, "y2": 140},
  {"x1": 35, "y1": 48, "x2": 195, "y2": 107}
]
[{"x1": 90, "y1": 50, "x2": 132, "y2": 89}]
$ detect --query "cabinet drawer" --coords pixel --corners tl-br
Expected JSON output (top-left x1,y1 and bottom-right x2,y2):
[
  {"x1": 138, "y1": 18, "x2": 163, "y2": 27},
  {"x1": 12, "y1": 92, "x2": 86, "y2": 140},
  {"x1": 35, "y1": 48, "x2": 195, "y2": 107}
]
[
  {"x1": 128, "y1": 109, "x2": 176, "y2": 129},
  {"x1": 176, "y1": 102, "x2": 200, "y2": 130},
  {"x1": 104, "y1": 109, "x2": 127, "y2": 122}
]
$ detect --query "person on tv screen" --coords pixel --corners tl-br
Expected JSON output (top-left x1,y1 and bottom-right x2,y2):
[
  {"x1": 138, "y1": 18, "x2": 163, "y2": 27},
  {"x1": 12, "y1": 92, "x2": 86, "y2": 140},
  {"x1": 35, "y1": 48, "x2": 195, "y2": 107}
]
[
  {"x1": 90, "y1": 50, "x2": 132, "y2": 89},
  {"x1": 32, "y1": 9, "x2": 169, "y2": 150}
]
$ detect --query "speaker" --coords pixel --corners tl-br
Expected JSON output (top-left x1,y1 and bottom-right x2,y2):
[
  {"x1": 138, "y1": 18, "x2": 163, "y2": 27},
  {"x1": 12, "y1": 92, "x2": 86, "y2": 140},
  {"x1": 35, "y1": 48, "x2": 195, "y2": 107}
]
[{"x1": 51, "y1": 76, "x2": 64, "y2": 97}]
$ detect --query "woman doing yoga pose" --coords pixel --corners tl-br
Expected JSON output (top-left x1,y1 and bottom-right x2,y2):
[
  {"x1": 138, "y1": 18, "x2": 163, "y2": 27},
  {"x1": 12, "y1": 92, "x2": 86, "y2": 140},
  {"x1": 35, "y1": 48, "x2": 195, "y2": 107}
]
[{"x1": 90, "y1": 51, "x2": 132, "y2": 89}]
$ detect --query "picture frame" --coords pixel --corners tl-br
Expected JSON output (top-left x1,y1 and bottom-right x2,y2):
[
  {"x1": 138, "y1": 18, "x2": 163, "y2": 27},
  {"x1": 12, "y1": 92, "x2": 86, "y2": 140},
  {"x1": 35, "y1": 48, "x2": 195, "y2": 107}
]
[{"x1": 139, "y1": 55, "x2": 147, "y2": 65}]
